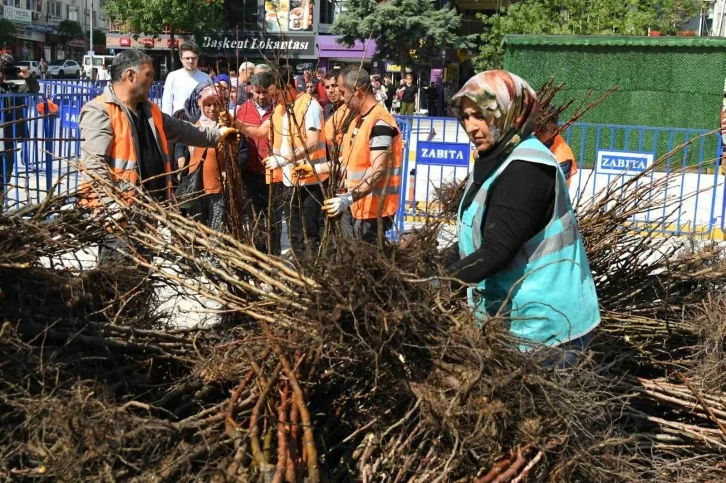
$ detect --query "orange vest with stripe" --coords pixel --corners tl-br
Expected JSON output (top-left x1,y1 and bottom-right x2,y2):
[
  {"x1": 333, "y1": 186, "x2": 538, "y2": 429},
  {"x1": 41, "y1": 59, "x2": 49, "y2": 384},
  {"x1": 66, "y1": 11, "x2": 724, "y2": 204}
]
[
  {"x1": 325, "y1": 104, "x2": 351, "y2": 156},
  {"x1": 268, "y1": 92, "x2": 327, "y2": 186},
  {"x1": 550, "y1": 134, "x2": 577, "y2": 188},
  {"x1": 81, "y1": 97, "x2": 171, "y2": 206},
  {"x1": 342, "y1": 103, "x2": 403, "y2": 220}
]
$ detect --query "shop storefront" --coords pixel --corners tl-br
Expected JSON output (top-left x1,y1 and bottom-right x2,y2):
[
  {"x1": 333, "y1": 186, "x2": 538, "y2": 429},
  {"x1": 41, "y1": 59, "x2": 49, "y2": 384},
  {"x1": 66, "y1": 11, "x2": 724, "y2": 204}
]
[
  {"x1": 317, "y1": 36, "x2": 377, "y2": 72},
  {"x1": 3, "y1": 6, "x2": 48, "y2": 61}
]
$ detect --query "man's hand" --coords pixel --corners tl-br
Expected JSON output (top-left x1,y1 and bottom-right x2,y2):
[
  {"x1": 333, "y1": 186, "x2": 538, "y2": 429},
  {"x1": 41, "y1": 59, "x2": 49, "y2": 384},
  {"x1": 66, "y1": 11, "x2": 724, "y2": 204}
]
[
  {"x1": 18, "y1": 67, "x2": 30, "y2": 79},
  {"x1": 219, "y1": 126, "x2": 238, "y2": 140},
  {"x1": 264, "y1": 155, "x2": 291, "y2": 170},
  {"x1": 293, "y1": 163, "x2": 315, "y2": 181},
  {"x1": 322, "y1": 192, "x2": 354, "y2": 218}
]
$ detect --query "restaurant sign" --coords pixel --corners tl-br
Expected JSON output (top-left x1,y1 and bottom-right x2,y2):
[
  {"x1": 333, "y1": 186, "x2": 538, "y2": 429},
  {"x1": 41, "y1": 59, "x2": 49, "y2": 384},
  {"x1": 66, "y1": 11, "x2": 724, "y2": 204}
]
[{"x1": 201, "y1": 32, "x2": 316, "y2": 57}]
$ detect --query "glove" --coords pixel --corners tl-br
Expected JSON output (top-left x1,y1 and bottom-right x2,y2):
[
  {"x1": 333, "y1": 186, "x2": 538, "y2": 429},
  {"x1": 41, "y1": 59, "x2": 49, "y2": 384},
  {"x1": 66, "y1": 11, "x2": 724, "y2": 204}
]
[
  {"x1": 218, "y1": 126, "x2": 239, "y2": 140},
  {"x1": 322, "y1": 192, "x2": 354, "y2": 218},
  {"x1": 264, "y1": 154, "x2": 291, "y2": 170},
  {"x1": 293, "y1": 163, "x2": 315, "y2": 181}
]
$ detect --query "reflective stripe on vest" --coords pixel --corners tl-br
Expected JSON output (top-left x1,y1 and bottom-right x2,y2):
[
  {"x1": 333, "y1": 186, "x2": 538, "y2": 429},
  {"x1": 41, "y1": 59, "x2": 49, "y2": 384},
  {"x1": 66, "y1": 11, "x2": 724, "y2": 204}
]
[
  {"x1": 341, "y1": 103, "x2": 403, "y2": 220},
  {"x1": 103, "y1": 98, "x2": 171, "y2": 199},
  {"x1": 79, "y1": 96, "x2": 170, "y2": 206},
  {"x1": 270, "y1": 92, "x2": 327, "y2": 187},
  {"x1": 456, "y1": 136, "x2": 600, "y2": 348}
]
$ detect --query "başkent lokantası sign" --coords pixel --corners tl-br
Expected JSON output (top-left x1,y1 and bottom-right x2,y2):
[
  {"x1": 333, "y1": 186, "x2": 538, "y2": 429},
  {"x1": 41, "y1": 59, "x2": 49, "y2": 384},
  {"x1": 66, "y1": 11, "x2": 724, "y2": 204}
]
[{"x1": 201, "y1": 32, "x2": 317, "y2": 58}]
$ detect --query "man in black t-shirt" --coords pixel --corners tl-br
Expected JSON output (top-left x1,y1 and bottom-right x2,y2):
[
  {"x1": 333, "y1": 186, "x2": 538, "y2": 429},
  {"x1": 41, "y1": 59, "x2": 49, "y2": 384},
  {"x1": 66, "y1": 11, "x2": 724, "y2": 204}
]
[
  {"x1": 399, "y1": 73, "x2": 417, "y2": 116},
  {"x1": 383, "y1": 76, "x2": 395, "y2": 112}
]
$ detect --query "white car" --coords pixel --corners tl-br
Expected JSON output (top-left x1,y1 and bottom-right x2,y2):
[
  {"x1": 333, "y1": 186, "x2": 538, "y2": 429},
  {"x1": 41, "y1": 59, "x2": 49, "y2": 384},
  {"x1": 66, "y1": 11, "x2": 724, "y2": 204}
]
[
  {"x1": 48, "y1": 59, "x2": 82, "y2": 78},
  {"x1": 15, "y1": 60, "x2": 41, "y2": 77}
]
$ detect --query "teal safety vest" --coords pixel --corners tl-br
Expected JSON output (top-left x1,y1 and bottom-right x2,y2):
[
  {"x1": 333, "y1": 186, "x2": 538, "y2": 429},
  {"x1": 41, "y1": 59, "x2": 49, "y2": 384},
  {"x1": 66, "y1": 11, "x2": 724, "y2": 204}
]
[{"x1": 457, "y1": 136, "x2": 600, "y2": 348}]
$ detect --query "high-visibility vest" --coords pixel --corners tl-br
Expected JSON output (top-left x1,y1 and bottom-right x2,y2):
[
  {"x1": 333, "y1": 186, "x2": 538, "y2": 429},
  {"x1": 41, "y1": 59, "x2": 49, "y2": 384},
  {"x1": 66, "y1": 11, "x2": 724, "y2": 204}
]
[
  {"x1": 325, "y1": 103, "x2": 350, "y2": 158},
  {"x1": 549, "y1": 134, "x2": 578, "y2": 188},
  {"x1": 189, "y1": 121, "x2": 223, "y2": 194},
  {"x1": 341, "y1": 103, "x2": 403, "y2": 220},
  {"x1": 80, "y1": 96, "x2": 170, "y2": 207},
  {"x1": 268, "y1": 92, "x2": 327, "y2": 186},
  {"x1": 457, "y1": 136, "x2": 600, "y2": 348}
]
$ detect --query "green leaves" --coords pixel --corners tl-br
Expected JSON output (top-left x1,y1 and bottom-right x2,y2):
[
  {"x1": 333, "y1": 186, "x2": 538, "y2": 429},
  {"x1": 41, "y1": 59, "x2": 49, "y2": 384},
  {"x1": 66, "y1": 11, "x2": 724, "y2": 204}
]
[
  {"x1": 58, "y1": 20, "x2": 85, "y2": 41},
  {"x1": 0, "y1": 19, "x2": 17, "y2": 49},
  {"x1": 103, "y1": 0, "x2": 223, "y2": 38},
  {"x1": 332, "y1": 0, "x2": 466, "y2": 72},
  {"x1": 476, "y1": 0, "x2": 702, "y2": 70}
]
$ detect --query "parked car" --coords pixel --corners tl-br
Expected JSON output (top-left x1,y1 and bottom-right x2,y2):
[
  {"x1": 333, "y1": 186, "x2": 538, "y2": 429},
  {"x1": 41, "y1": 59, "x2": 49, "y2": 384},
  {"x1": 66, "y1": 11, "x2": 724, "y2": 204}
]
[
  {"x1": 15, "y1": 60, "x2": 41, "y2": 77},
  {"x1": 47, "y1": 59, "x2": 82, "y2": 79}
]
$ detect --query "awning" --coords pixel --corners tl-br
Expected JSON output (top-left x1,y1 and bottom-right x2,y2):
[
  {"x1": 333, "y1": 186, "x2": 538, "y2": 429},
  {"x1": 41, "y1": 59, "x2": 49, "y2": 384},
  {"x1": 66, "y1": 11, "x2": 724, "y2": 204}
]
[{"x1": 317, "y1": 36, "x2": 377, "y2": 59}]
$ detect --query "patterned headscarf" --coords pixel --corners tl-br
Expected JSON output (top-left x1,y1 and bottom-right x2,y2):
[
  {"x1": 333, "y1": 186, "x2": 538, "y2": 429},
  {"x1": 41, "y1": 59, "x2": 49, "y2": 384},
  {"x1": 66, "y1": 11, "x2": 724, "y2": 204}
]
[
  {"x1": 183, "y1": 80, "x2": 214, "y2": 123},
  {"x1": 451, "y1": 70, "x2": 539, "y2": 154}
]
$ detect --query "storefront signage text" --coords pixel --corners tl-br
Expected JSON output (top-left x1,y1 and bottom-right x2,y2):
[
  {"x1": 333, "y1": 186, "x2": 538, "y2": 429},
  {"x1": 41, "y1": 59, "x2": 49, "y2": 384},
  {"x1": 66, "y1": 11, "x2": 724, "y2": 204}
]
[
  {"x1": 4, "y1": 6, "x2": 32, "y2": 24},
  {"x1": 25, "y1": 24, "x2": 55, "y2": 33},
  {"x1": 202, "y1": 36, "x2": 310, "y2": 52}
]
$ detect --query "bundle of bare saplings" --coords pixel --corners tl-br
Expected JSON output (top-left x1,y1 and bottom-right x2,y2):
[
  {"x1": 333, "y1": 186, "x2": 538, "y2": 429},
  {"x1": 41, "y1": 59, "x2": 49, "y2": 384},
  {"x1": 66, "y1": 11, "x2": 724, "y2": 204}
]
[{"x1": 2, "y1": 82, "x2": 726, "y2": 482}]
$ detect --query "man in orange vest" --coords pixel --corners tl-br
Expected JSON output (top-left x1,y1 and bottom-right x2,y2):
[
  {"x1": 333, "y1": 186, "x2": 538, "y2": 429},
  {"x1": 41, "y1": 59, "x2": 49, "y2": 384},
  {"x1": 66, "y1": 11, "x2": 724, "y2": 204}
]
[
  {"x1": 319, "y1": 66, "x2": 403, "y2": 243},
  {"x1": 264, "y1": 65, "x2": 327, "y2": 258},
  {"x1": 536, "y1": 106, "x2": 578, "y2": 188},
  {"x1": 78, "y1": 49, "x2": 237, "y2": 263}
]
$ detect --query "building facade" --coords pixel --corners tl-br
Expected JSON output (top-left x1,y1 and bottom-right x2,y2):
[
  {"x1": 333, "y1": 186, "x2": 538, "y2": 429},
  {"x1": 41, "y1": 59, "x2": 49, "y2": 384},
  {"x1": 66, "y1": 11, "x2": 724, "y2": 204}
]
[{"x1": 1, "y1": 0, "x2": 109, "y2": 61}]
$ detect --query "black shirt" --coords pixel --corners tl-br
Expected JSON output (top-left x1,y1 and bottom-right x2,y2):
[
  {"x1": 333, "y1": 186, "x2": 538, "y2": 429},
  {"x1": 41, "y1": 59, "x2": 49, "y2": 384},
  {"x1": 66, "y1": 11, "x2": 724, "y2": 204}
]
[
  {"x1": 130, "y1": 104, "x2": 167, "y2": 199},
  {"x1": 446, "y1": 154, "x2": 556, "y2": 284},
  {"x1": 384, "y1": 84, "x2": 396, "y2": 106},
  {"x1": 401, "y1": 84, "x2": 417, "y2": 103}
]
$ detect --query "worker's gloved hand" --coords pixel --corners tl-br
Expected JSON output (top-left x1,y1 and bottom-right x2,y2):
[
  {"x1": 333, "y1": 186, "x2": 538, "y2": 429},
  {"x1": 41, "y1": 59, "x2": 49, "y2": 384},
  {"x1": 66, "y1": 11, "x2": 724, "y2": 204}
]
[
  {"x1": 264, "y1": 155, "x2": 291, "y2": 170},
  {"x1": 293, "y1": 163, "x2": 315, "y2": 181},
  {"x1": 218, "y1": 126, "x2": 239, "y2": 140},
  {"x1": 322, "y1": 192, "x2": 354, "y2": 218}
]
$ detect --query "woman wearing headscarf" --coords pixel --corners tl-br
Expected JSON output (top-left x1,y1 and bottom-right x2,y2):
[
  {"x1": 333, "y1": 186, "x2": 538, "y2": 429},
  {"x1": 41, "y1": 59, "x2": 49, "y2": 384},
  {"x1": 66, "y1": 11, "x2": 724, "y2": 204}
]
[
  {"x1": 173, "y1": 80, "x2": 215, "y2": 172},
  {"x1": 183, "y1": 86, "x2": 227, "y2": 231},
  {"x1": 445, "y1": 70, "x2": 599, "y2": 356},
  {"x1": 213, "y1": 74, "x2": 232, "y2": 109}
]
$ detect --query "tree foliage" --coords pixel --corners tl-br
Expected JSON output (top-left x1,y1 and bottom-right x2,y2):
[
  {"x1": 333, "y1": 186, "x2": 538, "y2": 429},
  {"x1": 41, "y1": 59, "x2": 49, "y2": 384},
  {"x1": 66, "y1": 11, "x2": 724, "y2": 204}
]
[
  {"x1": 332, "y1": 0, "x2": 467, "y2": 74},
  {"x1": 0, "y1": 19, "x2": 17, "y2": 49},
  {"x1": 103, "y1": 0, "x2": 224, "y2": 69},
  {"x1": 88, "y1": 28, "x2": 107, "y2": 48},
  {"x1": 58, "y1": 20, "x2": 85, "y2": 41},
  {"x1": 476, "y1": 0, "x2": 703, "y2": 70}
]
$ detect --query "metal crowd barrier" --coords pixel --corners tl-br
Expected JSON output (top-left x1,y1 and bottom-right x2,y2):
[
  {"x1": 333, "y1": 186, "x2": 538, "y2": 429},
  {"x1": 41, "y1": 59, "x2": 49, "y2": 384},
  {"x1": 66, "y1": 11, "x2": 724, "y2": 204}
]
[
  {"x1": 39, "y1": 80, "x2": 165, "y2": 107},
  {"x1": 394, "y1": 115, "x2": 724, "y2": 237},
  {"x1": 3, "y1": 96, "x2": 722, "y2": 238}
]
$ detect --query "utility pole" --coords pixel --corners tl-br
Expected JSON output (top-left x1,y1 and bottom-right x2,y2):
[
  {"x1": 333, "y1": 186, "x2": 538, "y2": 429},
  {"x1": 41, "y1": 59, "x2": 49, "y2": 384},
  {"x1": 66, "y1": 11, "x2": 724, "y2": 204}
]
[{"x1": 89, "y1": 0, "x2": 94, "y2": 55}]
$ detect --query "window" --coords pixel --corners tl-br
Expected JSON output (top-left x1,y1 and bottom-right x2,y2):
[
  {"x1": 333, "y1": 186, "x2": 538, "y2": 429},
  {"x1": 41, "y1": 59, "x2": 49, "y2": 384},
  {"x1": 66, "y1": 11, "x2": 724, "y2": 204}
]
[
  {"x1": 67, "y1": 5, "x2": 78, "y2": 21},
  {"x1": 49, "y1": 0, "x2": 61, "y2": 18},
  {"x1": 319, "y1": 0, "x2": 336, "y2": 24}
]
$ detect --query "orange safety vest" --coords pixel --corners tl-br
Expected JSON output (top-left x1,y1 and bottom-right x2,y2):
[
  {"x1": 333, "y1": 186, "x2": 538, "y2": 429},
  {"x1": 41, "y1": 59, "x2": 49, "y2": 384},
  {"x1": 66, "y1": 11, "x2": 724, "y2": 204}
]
[
  {"x1": 268, "y1": 92, "x2": 327, "y2": 186},
  {"x1": 325, "y1": 104, "x2": 351, "y2": 156},
  {"x1": 80, "y1": 97, "x2": 171, "y2": 207},
  {"x1": 342, "y1": 103, "x2": 403, "y2": 220},
  {"x1": 549, "y1": 134, "x2": 577, "y2": 188}
]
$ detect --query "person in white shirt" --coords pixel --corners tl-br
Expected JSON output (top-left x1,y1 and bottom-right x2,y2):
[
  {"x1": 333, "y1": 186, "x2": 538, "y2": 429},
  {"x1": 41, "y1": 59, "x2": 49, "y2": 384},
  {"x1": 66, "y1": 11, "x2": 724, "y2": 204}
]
[
  {"x1": 161, "y1": 42, "x2": 211, "y2": 116},
  {"x1": 236, "y1": 61, "x2": 256, "y2": 105}
]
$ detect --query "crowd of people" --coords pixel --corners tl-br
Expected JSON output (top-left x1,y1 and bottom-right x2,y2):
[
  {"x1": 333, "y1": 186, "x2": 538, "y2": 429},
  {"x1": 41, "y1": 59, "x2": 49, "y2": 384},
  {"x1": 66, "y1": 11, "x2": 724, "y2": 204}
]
[
  {"x1": 77, "y1": 44, "x2": 598, "y2": 357},
  {"x1": 79, "y1": 43, "x2": 405, "y2": 261}
]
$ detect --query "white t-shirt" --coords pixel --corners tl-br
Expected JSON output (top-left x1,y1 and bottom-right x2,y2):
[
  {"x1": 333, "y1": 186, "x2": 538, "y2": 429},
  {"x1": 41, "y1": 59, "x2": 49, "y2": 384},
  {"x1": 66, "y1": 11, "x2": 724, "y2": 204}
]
[
  {"x1": 161, "y1": 68, "x2": 211, "y2": 115},
  {"x1": 281, "y1": 97, "x2": 323, "y2": 187}
]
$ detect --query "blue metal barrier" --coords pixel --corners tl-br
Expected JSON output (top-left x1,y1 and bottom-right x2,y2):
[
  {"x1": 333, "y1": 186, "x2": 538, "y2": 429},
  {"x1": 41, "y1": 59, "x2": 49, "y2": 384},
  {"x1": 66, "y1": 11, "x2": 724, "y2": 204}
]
[
  {"x1": 40, "y1": 80, "x2": 165, "y2": 109},
  {"x1": 1, "y1": 93, "x2": 56, "y2": 210},
  {"x1": 394, "y1": 116, "x2": 723, "y2": 236}
]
